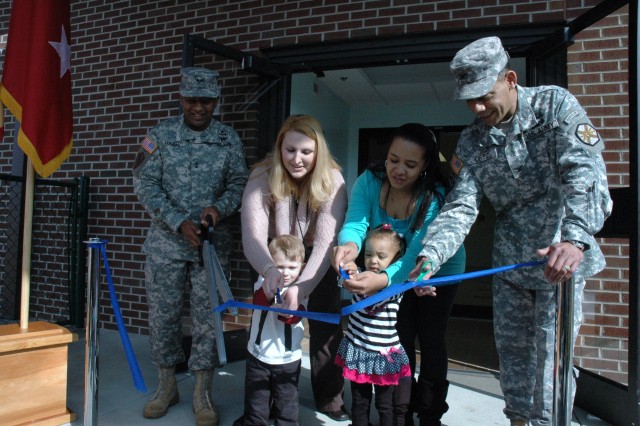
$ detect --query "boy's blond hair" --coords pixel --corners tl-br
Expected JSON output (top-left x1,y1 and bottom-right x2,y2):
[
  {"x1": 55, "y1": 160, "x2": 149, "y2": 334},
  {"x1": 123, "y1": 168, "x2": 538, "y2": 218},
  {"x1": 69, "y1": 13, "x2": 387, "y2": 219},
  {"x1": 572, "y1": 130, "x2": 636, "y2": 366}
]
[{"x1": 268, "y1": 234, "x2": 306, "y2": 263}]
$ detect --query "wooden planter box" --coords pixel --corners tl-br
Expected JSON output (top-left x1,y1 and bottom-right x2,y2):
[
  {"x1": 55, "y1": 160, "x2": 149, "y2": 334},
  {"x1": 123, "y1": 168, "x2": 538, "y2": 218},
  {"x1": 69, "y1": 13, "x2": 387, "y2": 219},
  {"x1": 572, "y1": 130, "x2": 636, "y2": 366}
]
[{"x1": 0, "y1": 321, "x2": 77, "y2": 426}]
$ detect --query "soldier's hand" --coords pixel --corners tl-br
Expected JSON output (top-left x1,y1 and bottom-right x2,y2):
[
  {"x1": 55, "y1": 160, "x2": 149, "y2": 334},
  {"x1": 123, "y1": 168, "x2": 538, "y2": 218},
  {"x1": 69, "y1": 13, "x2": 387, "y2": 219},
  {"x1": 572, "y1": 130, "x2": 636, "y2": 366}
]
[
  {"x1": 200, "y1": 207, "x2": 220, "y2": 227},
  {"x1": 537, "y1": 242, "x2": 583, "y2": 283},
  {"x1": 179, "y1": 220, "x2": 202, "y2": 248},
  {"x1": 409, "y1": 257, "x2": 433, "y2": 281},
  {"x1": 410, "y1": 257, "x2": 436, "y2": 297},
  {"x1": 414, "y1": 285, "x2": 437, "y2": 297}
]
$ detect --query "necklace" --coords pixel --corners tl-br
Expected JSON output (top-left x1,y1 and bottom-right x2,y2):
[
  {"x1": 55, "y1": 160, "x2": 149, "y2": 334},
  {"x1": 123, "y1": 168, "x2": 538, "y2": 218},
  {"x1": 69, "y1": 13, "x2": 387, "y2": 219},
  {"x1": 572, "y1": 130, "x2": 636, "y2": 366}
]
[
  {"x1": 291, "y1": 196, "x2": 312, "y2": 260},
  {"x1": 291, "y1": 197, "x2": 308, "y2": 239}
]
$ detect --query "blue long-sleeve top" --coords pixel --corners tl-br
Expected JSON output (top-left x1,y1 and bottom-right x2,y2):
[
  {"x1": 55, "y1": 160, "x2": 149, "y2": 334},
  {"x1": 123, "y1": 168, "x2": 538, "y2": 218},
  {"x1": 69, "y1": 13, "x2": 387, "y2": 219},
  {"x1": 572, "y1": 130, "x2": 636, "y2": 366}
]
[{"x1": 338, "y1": 170, "x2": 466, "y2": 285}]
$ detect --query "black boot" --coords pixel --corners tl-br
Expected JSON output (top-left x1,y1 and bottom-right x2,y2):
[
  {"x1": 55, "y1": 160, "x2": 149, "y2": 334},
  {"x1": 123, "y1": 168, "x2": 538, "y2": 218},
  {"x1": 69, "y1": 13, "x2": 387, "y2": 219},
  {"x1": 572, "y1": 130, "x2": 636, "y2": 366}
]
[
  {"x1": 393, "y1": 377, "x2": 413, "y2": 426},
  {"x1": 416, "y1": 379, "x2": 449, "y2": 426},
  {"x1": 405, "y1": 377, "x2": 419, "y2": 426}
]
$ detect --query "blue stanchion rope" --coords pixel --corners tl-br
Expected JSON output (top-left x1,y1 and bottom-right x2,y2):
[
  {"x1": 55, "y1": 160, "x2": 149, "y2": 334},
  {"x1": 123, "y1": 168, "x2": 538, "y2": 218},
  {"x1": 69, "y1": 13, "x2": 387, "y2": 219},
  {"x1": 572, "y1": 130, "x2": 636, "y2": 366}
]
[
  {"x1": 215, "y1": 260, "x2": 546, "y2": 323},
  {"x1": 89, "y1": 240, "x2": 147, "y2": 393}
]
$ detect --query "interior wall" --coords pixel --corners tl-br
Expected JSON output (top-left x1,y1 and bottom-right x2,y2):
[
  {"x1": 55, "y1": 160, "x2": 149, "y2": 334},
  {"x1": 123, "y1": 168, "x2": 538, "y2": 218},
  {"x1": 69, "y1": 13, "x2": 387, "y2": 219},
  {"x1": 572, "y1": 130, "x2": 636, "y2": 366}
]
[
  {"x1": 290, "y1": 74, "x2": 351, "y2": 177},
  {"x1": 291, "y1": 73, "x2": 473, "y2": 188},
  {"x1": 291, "y1": 58, "x2": 526, "y2": 189},
  {"x1": 291, "y1": 73, "x2": 473, "y2": 187}
]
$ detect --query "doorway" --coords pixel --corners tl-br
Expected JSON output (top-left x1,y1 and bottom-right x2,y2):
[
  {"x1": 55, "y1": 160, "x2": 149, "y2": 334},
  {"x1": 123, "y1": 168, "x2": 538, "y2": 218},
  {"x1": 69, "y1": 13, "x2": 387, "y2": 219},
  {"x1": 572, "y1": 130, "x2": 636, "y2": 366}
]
[{"x1": 356, "y1": 123, "x2": 499, "y2": 372}]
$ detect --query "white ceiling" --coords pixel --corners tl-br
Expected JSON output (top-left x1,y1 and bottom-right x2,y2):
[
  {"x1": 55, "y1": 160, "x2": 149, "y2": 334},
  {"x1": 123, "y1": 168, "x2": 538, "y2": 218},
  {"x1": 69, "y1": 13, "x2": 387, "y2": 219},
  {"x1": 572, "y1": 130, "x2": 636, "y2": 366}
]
[
  {"x1": 318, "y1": 58, "x2": 525, "y2": 107},
  {"x1": 319, "y1": 62, "x2": 457, "y2": 106}
]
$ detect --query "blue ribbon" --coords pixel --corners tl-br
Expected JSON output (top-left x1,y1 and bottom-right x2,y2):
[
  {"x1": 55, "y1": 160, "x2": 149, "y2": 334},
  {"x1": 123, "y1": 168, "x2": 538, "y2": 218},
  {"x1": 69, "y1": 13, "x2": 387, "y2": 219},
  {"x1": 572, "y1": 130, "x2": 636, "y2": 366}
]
[
  {"x1": 89, "y1": 240, "x2": 147, "y2": 393},
  {"x1": 214, "y1": 300, "x2": 341, "y2": 324},
  {"x1": 215, "y1": 260, "x2": 546, "y2": 324},
  {"x1": 341, "y1": 260, "x2": 546, "y2": 316}
]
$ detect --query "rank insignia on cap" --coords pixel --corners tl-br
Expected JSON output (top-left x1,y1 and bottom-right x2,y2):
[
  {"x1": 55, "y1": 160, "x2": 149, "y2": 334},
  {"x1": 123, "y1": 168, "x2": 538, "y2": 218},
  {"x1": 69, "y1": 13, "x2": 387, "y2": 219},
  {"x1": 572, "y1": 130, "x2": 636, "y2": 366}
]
[
  {"x1": 450, "y1": 154, "x2": 463, "y2": 175},
  {"x1": 576, "y1": 124, "x2": 600, "y2": 146},
  {"x1": 141, "y1": 136, "x2": 157, "y2": 154}
]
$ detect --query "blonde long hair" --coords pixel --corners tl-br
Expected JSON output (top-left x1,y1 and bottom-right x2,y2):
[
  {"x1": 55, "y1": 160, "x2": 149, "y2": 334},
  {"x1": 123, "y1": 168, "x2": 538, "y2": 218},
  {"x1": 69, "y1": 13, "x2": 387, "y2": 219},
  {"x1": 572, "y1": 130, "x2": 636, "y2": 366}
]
[{"x1": 257, "y1": 115, "x2": 341, "y2": 211}]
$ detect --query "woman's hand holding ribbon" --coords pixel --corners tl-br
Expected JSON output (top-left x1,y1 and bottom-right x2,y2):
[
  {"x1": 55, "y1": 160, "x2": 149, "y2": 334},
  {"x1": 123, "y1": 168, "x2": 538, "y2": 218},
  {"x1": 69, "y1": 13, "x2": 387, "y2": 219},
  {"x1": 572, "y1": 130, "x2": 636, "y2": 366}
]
[
  {"x1": 280, "y1": 285, "x2": 300, "y2": 314},
  {"x1": 342, "y1": 270, "x2": 388, "y2": 297},
  {"x1": 332, "y1": 242, "x2": 359, "y2": 273},
  {"x1": 262, "y1": 266, "x2": 284, "y2": 300}
]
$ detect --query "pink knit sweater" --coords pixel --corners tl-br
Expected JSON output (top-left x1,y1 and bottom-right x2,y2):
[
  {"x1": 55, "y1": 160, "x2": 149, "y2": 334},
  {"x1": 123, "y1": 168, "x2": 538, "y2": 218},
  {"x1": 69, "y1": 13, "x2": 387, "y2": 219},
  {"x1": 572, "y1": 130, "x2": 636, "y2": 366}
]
[{"x1": 241, "y1": 165, "x2": 348, "y2": 299}]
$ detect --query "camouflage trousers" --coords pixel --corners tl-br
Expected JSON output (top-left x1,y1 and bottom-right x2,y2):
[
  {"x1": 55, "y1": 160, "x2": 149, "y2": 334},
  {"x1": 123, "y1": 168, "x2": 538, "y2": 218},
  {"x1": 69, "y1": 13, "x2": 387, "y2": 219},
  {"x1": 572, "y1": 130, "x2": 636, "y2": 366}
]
[
  {"x1": 493, "y1": 276, "x2": 585, "y2": 425},
  {"x1": 144, "y1": 252, "x2": 228, "y2": 371}
]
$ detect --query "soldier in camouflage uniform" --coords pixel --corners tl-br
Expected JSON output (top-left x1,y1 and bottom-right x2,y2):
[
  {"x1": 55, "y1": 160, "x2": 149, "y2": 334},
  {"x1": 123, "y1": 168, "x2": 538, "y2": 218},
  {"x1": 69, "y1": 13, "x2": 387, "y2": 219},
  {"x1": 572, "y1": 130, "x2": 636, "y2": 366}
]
[
  {"x1": 411, "y1": 37, "x2": 612, "y2": 426},
  {"x1": 133, "y1": 67, "x2": 249, "y2": 426}
]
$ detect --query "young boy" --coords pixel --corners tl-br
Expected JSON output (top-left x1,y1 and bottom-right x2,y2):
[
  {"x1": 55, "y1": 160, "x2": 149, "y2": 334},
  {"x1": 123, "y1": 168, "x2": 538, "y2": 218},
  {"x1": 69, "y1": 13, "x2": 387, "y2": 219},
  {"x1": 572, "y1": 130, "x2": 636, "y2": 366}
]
[{"x1": 239, "y1": 235, "x2": 307, "y2": 426}]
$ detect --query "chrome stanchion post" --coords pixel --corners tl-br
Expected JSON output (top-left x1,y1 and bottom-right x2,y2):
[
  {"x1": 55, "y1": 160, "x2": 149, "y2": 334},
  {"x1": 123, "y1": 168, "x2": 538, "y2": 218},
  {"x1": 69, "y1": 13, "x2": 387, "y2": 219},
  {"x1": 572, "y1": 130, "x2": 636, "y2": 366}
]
[
  {"x1": 553, "y1": 276, "x2": 575, "y2": 426},
  {"x1": 84, "y1": 237, "x2": 102, "y2": 426}
]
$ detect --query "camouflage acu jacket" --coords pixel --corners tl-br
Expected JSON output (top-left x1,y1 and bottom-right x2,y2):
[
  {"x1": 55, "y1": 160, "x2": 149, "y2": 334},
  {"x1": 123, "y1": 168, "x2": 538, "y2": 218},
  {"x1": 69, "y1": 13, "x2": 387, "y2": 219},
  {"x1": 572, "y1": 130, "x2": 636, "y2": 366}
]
[
  {"x1": 420, "y1": 85, "x2": 612, "y2": 289},
  {"x1": 133, "y1": 115, "x2": 249, "y2": 261}
]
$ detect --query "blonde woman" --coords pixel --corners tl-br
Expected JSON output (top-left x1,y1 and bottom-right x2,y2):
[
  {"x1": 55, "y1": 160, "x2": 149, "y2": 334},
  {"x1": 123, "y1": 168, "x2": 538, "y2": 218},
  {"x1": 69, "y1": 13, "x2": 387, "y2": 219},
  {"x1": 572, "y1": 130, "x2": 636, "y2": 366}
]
[{"x1": 241, "y1": 115, "x2": 350, "y2": 422}]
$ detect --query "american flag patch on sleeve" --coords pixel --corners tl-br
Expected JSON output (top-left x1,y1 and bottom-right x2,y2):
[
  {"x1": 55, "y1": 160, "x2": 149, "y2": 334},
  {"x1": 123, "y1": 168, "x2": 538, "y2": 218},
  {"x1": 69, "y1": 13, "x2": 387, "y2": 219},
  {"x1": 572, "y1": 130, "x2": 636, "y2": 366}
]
[
  {"x1": 141, "y1": 137, "x2": 157, "y2": 154},
  {"x1": 450, "y1": 154, "x2": 463, "y2": 175}
]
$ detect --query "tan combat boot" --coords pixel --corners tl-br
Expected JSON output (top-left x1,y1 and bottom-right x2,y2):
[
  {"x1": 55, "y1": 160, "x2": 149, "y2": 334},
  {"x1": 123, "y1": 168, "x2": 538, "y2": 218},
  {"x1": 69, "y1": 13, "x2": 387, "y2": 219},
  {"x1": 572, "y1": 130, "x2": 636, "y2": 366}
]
[
  {"x1": 510, "y1": 420, "x2": 529, "y2": 426},
  {"x1": 143, "y1": 366, "x2": 179, "y2": 419},
  {"x1": 193, "y1": 369, "x2": 219, "y2": 426}
]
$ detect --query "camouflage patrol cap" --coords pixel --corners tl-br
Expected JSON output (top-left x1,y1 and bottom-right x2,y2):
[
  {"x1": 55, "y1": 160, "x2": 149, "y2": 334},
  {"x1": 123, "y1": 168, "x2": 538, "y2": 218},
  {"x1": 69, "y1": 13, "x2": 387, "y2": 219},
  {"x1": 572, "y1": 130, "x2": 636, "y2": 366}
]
[
  {"x1": 179, "y1": 67, "x2": 220, "y2": 98},
  {"x1": 450, "y1": 36, "x2": 509, "y2": 100}
]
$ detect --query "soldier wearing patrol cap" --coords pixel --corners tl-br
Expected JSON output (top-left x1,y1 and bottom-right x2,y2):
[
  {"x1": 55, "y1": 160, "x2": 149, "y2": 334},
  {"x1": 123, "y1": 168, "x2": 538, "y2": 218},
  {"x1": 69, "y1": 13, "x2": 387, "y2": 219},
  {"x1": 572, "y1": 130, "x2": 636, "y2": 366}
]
[
  {"x1": 410, "y1": 37, "x2": 612, "y2": 426},
  {"x1": 133, "y1": 67, "x2": 249, "y2": 426}
]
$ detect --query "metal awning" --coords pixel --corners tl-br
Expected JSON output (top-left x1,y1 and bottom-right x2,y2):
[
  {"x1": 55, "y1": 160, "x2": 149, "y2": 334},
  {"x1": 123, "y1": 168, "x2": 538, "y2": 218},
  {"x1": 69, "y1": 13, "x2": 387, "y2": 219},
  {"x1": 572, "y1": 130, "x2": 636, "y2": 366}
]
[{"x1": 261, "y1": 22, "x2": 566, "y2": 72}]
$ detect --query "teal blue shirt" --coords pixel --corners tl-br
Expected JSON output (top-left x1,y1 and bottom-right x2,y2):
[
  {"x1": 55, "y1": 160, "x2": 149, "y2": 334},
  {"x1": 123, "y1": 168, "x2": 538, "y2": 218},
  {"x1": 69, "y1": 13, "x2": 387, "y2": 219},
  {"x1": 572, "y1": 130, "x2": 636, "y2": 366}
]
[{"x1": 338, "y1": 170, "x2": 465, "y2": 285}]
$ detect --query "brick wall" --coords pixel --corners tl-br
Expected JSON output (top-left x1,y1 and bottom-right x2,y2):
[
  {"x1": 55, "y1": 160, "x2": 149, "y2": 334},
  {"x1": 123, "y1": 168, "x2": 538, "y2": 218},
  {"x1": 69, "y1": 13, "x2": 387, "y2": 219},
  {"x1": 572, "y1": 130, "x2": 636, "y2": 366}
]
[
  {"x1": 568, "y1": 6, "x2": 630, "y2": 384},
  {"x1": 0, "y1": 3, "x2": 11, "y2": 172},
  {"x1": 0, "y1": 0, "x2": 630, "y2": 381}
]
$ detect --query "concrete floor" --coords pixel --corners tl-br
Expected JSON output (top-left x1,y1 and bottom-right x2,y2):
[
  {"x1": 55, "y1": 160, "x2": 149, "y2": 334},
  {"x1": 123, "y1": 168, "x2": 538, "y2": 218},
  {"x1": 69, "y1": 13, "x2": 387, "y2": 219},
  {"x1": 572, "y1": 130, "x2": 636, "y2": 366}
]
[{"x1": 59, "y1": 327, "x2": 610, "y2": 426}]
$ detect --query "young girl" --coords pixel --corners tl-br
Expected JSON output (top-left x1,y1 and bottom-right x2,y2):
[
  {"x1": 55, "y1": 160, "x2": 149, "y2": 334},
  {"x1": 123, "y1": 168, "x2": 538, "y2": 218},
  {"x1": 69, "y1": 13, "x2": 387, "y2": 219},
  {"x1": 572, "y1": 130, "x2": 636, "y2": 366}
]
[
  {"x1": 336, "y1": 224, "x2": 411, "y2": 426},
  {"x1": 333, "y1": 123, "x2": 466, "y2": 425}
]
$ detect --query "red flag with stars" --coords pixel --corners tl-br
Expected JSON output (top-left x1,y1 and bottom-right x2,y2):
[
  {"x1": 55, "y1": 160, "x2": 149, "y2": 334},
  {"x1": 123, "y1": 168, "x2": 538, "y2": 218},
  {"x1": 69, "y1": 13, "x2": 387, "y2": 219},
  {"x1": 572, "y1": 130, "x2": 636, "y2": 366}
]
[{"x1": 0, "y1": 0, "x2": 73, "y2": 178}]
